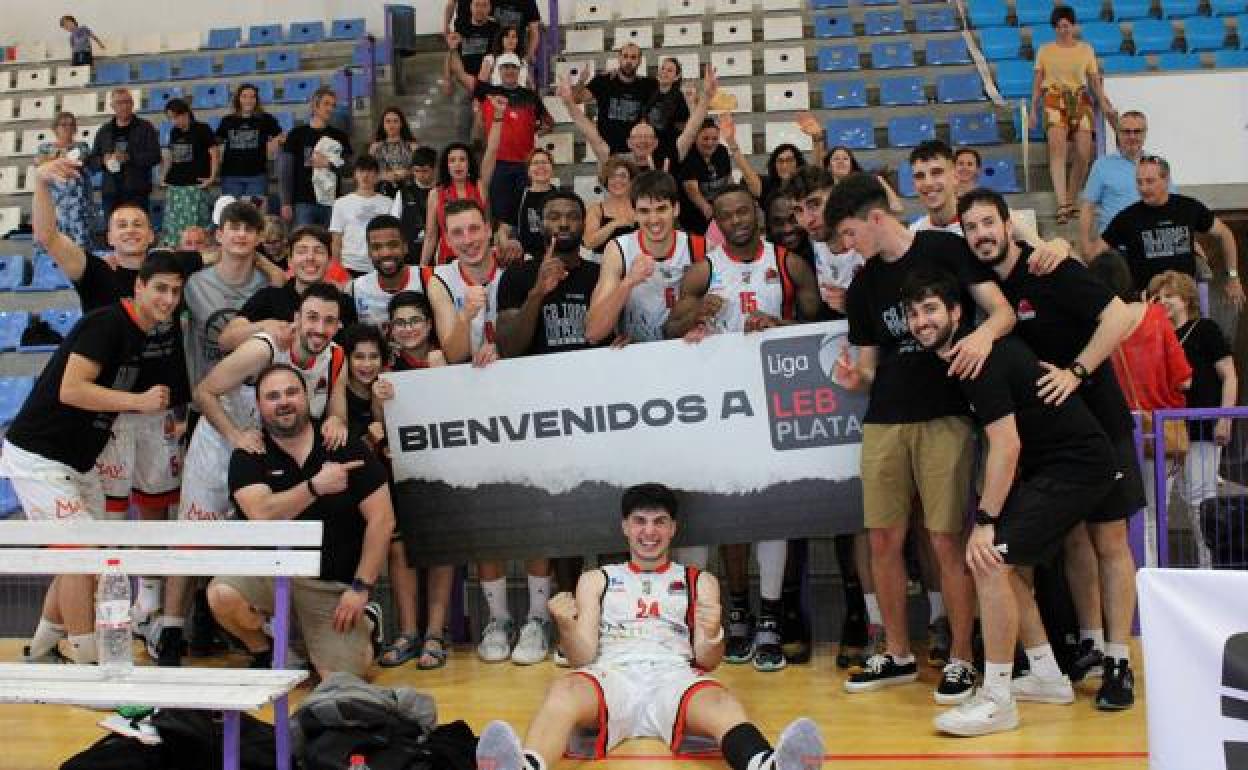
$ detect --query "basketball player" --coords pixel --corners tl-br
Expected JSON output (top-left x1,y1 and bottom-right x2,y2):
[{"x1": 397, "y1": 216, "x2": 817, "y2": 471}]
[
  {"x1": 347, "y1": 214, "x2": 425, "y2": 330},
  {"x1": 473, "y1": 483, "x2": 826, "y2": 770}
]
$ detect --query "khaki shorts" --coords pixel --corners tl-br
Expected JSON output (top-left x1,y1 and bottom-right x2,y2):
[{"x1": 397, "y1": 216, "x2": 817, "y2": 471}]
[
  {"x1": 211, "y1": 575, "x2": 371, "y2": 678},
  {"x1": 861, "y1": 417, "x2": 973, "y2": 534}
]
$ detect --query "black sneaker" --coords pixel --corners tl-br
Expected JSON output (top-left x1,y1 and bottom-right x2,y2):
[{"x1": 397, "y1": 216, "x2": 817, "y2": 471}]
[
  {"x1": 844, "y1": 654, "x2": 919, "y2": 693},
  {"x1": 927, "y1": 616, "x2": 951, "y2": 668},
  {"x1": 1096, "y1": 659, "x2": 1135, "y2": 710},
  {"x1": 155, "y1": 626, "x2": 185, "y2": 668},
  {"x1": 753, "y1": 617, "x2": 787, "y2": 672},
  {"x1": 724, "y1": 609, "x2": 755, "y2": 664},
  {"x1": 1069, "y1": 638, "x2": 1105, "y2": 683},
  {"x1": 934, "y1": 660, "x2": 977, "y2": 705},
  {"x1": 364, "y1": 601, "x2": 385, "y2": 660}
]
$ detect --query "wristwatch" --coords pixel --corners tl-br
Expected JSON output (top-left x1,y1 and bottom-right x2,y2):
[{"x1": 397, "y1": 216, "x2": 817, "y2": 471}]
[
  {"x1": 974, "y1": 509, "x2": 997, "y2": 527},
  {"x1": 1229, "y1": 269, "x2": 1240, "y2": 280},
  {"x1": 1069, "y1": 361, "x2": 1090, "y2": 382},
  {"x1": 350, "y1": 577, "x2": 375, "y2": 595}
]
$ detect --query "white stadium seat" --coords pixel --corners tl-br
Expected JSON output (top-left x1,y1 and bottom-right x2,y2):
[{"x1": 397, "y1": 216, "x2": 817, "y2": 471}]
[
  {"x1": 543, "y1": 96, "x2": 573, "y2": 124},
  {"x1": 716, "y1": 84, "x2": 753, "y2": 113},
  {"x1": 663, "y1": 22, "x2": 704, "y2": 47},
  {"x1": 726, "y1": 121, "x2": 754, "y2": 155},
  {"x1": 19, "y1": 97, "x2": 56, "y2": 122},
  {"x1": 668, "y1": 53, "x2": 702, "y2": 80},
  {"x1": 20, "y1": 166, "x2": 36, "y2": 193},
  {"x1": 573, "y1": 175, "x2": 604, "y2": 205},
  {"x1": 583, "y1": 142, "x2": 598, "y2": 163},
  {"x1": 21, "y1": 128, "x2": 54, "y2": 153},
  {"x1": 575, "y1": 0, "x2": 615, "y2": 22},
  {"x1": 0, "y1": 72, "x2": 13, "y2": 94},
  {"x1": 713, "y1": 19, "x2": 754, "y2": 45},
  {"x1": 715, "y1": 0, "x2": 753, "y2": 12},
  {"x1": 537, "y1": 132, "x2": 575, "y2": 165},
  {"x1": 14, "y1": 43, "x2": 48, "y2": 63},
  {"x1": 56, "y1": 66, "x2": 91, "y2": 89},
  {"x1": 564, "y1": 28, "x2": 605, "y2": 54},
  {"x1": 764, "y1": 81, "x2": 810, "y2": 111},
  {"x1": 77, "y1": 124, "x2": 102, "y2": 147},
  {"x1": 61, "y1": 92, "x2": 104, "y2": 117},
  {"x1": 0, "y1": 207, "x2": 21, "y2": 235},
  {"x1": 16, "y1": 69, "x2": 51, "y2": 92},
  {"x1": 765, "y1": 121, "x2": 814, "y2": 153},
  {"x1": 669, "y1": 0, "x2": 708, "y2": 16},
  {"x1": 764, "y1": 16, "x2": 805, "y2": 41},
  {"x1": 710, "y1": 49, "x2": 753, "y2": 77},
  {"x1": 554, "y1": 59, "x2": 596, "y2": 85},
  {"x1": 618, "y1": 0, "x2": 659, "y2": 19},
  {"x1": 0, "y1": 167, "x2": 18, "y2": 194},
  {"x1": 614, "y1": 25, "x2": 654, "y2": 49},
  {"x1": 0, "y1": 131, "x2": 16, "y2": 157},
  {"x1": 763, "y1": 0, "x2": 802, "y2": 9},
  {"x1": 0, "y1": 99, "x2": 14, "y2": 123},
  {"x1": 763, "y1": 46, "x2": 807, "y2": 74}
]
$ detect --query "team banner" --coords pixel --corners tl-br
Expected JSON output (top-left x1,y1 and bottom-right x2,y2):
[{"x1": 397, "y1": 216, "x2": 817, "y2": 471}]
[
  {"x1": 1138, "y1": 568, "x2": 1248, "y2": 770},
  {"x1": 385, "y1": 322, "x2": 866, "y2": 565}
]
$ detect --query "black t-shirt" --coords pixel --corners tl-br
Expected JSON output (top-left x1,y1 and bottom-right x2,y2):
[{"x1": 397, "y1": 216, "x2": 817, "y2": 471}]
[
  {"x1": 455, "y1": 17, "x2": 500, "y2": 76},
  {"x1": 165, "y1": 121, "x2": 216, "y2": 186},
  {"x1": 492, "y1": 0, "x2": 541, "y2": 49},
  {"x1": 497, "y1": 257, "x2": 601, "y2": 355},
  {"x1": 644, "y1": 87, "x2": 690, "y2": 146},
  {"x1": 514, "y1": 187, "x2": 552, "y2": 257},
  {"x1": 1102, "y1": 194, "x2": 1215, "y2": 291},
  {"x1": 239, "y1": 282, "x2": 358, "y2": 330},
  {"x1": 959, "y1": 335, "x2": 1114, "y2": 484},
  {"x1": 229, "y1": 431, "x2": 387, "y2": 584},
  {"x1": 283, "y1": 123, "x2": 353, "y2": 205},
  {"x1": 6, "y1": 304, "x2": 146, "y2": 472},
  {"x1": 215, "y1": 113, "x2": 283, "y2": 178},
  {"x1": 678, "y1": 146, "x2": 733, "y2": 234},
  {"x1": 111, "y1": 120, "x2": 133, "y2": 157},
  {"x1": 587, "y1": 73, "x2": 659, "y2": 155},
  {"x1": 846, "y1": 230, "x2": 994, "y2": 423},
  {"x1": 1177, "y1": 318, "x2": 1231, "y2": 439},
  {"x1": 345, "y1": 385, "x2": 375, "y2": 441},
  {"x1": 394, "y1": 182, "x2": 431, "y2": 261}
]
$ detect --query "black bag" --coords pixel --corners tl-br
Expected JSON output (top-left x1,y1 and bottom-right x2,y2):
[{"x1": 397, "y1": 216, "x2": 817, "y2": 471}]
[
  {"x1": 60, "y1": 733, "x2": 165, "y2": 770},
  {"x1": 299, "y1": 699, "x2": 428, "y2": 770},
  {"x1": 1200, "y1": 497, "x2": 1248, "y2": 569},
  {"x1": 152, "y1": 709, "x2": 280, "y2": 770}
]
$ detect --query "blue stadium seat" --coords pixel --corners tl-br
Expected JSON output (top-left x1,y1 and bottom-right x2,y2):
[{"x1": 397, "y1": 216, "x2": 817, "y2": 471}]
[
  {"x1": 0, "y1": 312, "x2": 27, "y2": 351},
  {"x1": 222, "y1": 54, "x2": 257, "y2": 76},
  {"x1": 265, "y1": 50, "x2": 301, "y2": 73},
  {"x1": 93, "y1": 61, "x2": 130, "y2": 85},
  {"x1": 887, "y1": 116, "x2": 935, "y2": 147},
  {"x1": 1214, "y1": 48, "x2": 1248, "y2": 64},
  {"x1": 937, "y1": 72, "x2": 985, "y2": 102},
  {"x1": 0, "y1": 254, "x2": 23, "y2": 290},
  {"x1": 1082, "y1": 21, "x2": 1125, "y2": 54},
  {"x1": 871, "y1": 41, "x2": 916, "y2": 68},
  {"x1": 15, "y1": 258, "x2": 70, "y2": 292},
  {"x1": 980, "y1": 158, "x2": 1021, "y2": 192},
  {"x1": 1132, "y1": 19, "x2": 1176, "y2": 51},
  {"x1": 865, "y1": 10, "x2": 907, "y2": 35},
  {"x1": 146, "y1": 86, "x2": 184, "y2": 113},
  {"x1": 328, "y1": 18, "x2": 367, "y2": 40},
  {"x1": 950, "y1": 112, "x2": 1000, "y2": 145},
  {"x1": 158, "y1": 120, "x2": 172, "y2": 146},
  {"x1": 1016, "y1": 0, "x2": 1051, "y2": 26},
  {"x1": 1212, "y1": 0, "x2": 1247, "y2": 14},
  {"x1": 1111, "y1": 0, "x2": 1152, "y2": 18},
  {"x1": 279, "y1": 76, "x2": 321, "y2": 104},
  {"x1": 191, "y1": 83, "x2": 229, "y2": 109},
  {"x1": 1069, "y1": 0, "x2": 1106, "y2": 22},
  {"x1": 0, "y1": 478, "x2": 19, "y2": 517},
  {"x1": 1183, "y1": 17, "x2": 1228, "y2": 50},
  {"x1": 878, "y1": 75, "x2": 927, "y2": 105},
  {"x1": 0, "y1": 376, "x2": 34, "y2": 425},
  {"x1": 1100, "y1": 53, "x2": 1151, "y2": 70},
  {"x1": 915, "y1": 7, "x2": 960, "y2": 31},
  {"x1": 995, "y1": 59, "x2": 1034, "y2": 98},
  {"x1": 137, "y1": 59, "x2": 173, "y2": 82},
  {"x1": 205, "y1": 115, "x2": 222, "y2": 132},
  {"x1": 18, "y1": 309, "x2": 81, "y2": 352},
  {"x1": 1030, "y1": 25, "x2": 1057, "y2": 50},
  {"x1": 272, "y1": 110, "x2": 296, "y2": 133},
  {"x1": 1161, "y1": 0, "x2": 1200, "y2": 16},
  {"x1": 817, "y1": 44, "x2": 862, "y2": 70},
  {"x1": 248, "y1": 24, "x2": 284, "y2": 46},
  {"x1": 822, "y1": 79, "x2": 869, "y2": 108},
  {"x1": 1240, "y1": 15, "x2": 1248, "y2": 46},
  {"x1": 1012, "y1": 105, "x2": 1048, "y2": 141},
  {"x1": 205, "y1": 27, "x2": 242, "y2": 49},
  {"x1": 897, "y1": 162, "x2": 916, "y2": 197},
  {"x1": 862, "y1": 0, "x2": 893, "y2": 6},
  {"x1": 815, "y1": 14, "x2": 855, "y2": 38},
  {"x1": 177, "y1": 55, "x2": 214, "y2": 80},
  {"x1": 287, "y1": 21, "x2": 326, "y2": 44},
  {"x1": 253, "y1": 80, "x2": 277, "y2": 104},
  {"x1": 980, "y1": 27, "x2": 1023, "y2": 58},
  {"x1": 967, "y1": 0, "x2": 1009, "y2": 26},
  {"x1": 926, "y1": 37, "x2": 971, "y2": 64},
  {"x1": 1156, "y1": 51, "x2": 1203, "y2": 68},
  {"x1": 825, "y1": 118, "x2": 877, "y2": 148}
]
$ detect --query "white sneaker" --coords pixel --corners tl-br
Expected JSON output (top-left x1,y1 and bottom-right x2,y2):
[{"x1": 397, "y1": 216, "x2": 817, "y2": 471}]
[
  {"x1": 477, "y1": 618, "x2": 516, "y2": 663},
  {"x1": 510, "y1": 618, "x2": 551, "y2": 665},
  {"x1": 1011, "y1": 672, "x2": 1075, "y2": 704},
  {"x1": 476, "y1": 720, "x2": 526, "y2": 770},
  {"x1": 773, "y1": 716, "x2": 824, "y2": 769},
  {"x1": 933, "y1": 690, "x2": 1020, "y2": 737}
]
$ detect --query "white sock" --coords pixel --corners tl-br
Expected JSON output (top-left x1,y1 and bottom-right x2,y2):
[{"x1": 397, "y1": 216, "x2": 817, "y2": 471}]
[
  {"x1": 527, "y1": 574, "x2": 552, "y2": 621},
  {"x1": 135, "y1": 578, "x2": 162, "y2": 616},
  {"x1": 984, "y1": 661, "x2": 1013, "y2": 701},
  {"x1": 756, "y1": 540, "x2": 786, "y2": 601},
  {"x1": 1105, "y1": 642, "x2": 1130, "y2": 664},
  {"x1": 481, "y1": 578, "x2": 511, "y2": 622},
  {"x1": 67, "y1": 633, "x2": 98, "y2": 664},
  {"x1": 890, "y1": 652, "x2": 915, "y2": 665},
  {"x1": 1080, "y1": 628, "x2": 1105, "y2": 651},
  {"x1": 1025, "y1": 644, "x2": 1064, "y2": 679},
  {"x1": 864, "y1": 593, "x2": 882, "y2": 626},
  {"x1": 159, "y1": 614, "x2": 185, "y2": 629},
  {"x1": 928, "y1": 591, "x2": 945, "y2": 623},
  {"x1": 28, "y1": 618, "x2": 66, "y2": 657}
]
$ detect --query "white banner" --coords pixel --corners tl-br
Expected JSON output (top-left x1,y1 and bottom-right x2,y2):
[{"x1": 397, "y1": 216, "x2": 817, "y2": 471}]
[{"x1": 1138, "y1": 568, "x2": 1248, "y2": 770}]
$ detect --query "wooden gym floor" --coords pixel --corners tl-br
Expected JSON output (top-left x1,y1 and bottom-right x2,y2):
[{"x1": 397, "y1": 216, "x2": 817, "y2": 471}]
[{"x1": 0, "y1": 640, "x2": 1147, "y2": 770}]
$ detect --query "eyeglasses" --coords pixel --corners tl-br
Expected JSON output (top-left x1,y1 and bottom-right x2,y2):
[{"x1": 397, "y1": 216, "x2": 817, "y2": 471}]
[
  {"x1": 390, "y1": 316, "x2": 429, "y2": 329},
  {"x1": 1139, "y1": 153, "x2": 1166, "y2": 163},
  {"x1": 1120, "y1": 129, "x2": 1145, "y2": 135}
]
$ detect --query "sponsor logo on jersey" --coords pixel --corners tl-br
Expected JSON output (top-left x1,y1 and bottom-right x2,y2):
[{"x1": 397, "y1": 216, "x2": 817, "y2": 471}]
[
  {"x1": 764, "y1": 267, "x2": 780, "y2": 284},
  {"x1": 668, "y1": 580, "x2": 685, "y2": 593},
  {"x1": 1017, "y1": 298, "x2": 1036, "y2": 321}
]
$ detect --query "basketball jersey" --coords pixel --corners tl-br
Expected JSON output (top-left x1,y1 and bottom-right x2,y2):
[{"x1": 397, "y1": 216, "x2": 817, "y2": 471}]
[
  {"x1": 348, "y1": 267, "x2": 425, "y2": 330},
  {"x1": 705, "y1": 240, "x2": 795, "y2": 334},
  {"x1": 597, "y1": 561, "x2": 701, "y2": 669},
  {"x1": 259, "y1": 332, "x2": 346, "y2": 419},
  {"x1": 617, "y1": 231, "x2": 706, "y2": 342},
  {"x1": 812, "y1": 240, "x2": 864, "y2": 290},
  {"x1": 435, "y1": 182, "x2": 484, "y2": 264},
  {"x1": 909, "y1": 215, "x2": 963, "y2": 235},
  {"x1": 426, "y1": 262, "x2": 501, "y2": 355}
]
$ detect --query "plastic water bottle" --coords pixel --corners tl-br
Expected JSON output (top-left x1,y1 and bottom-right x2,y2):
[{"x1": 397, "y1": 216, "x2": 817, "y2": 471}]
[
  {"x1": 96, "y1": 558, "x2": 134, "y2": 677},
  {"x1": 348, "y1": 756, "x2": 370, "y2": 769}
]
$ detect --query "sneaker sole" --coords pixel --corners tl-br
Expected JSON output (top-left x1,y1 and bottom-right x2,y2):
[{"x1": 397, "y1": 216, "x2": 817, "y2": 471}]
[
  {"x1": 476, "y1": 720, "x2": 526, "y2": 770},
  {"x1": 844, "y1": 672, "x2": 918, "y2": 693},
  {"x1": 934, "y1": 687, "x2": 977, "y2": 705},
  {"x1": 1095, "y1": 698, "x2": 1134, "y2": 711},
  {"x1": 754, "y1": 659, "x2": 788, "y2": 672},
  {"x1": 1012, "y1": 686, "x2": 1075, "y2": 705},
  {"x1": 934, "y1": 713, "x2": 1020, "y2": 737},
  {"x1": 510, "y1": 651, "x2": 549, "y2": 665},
  {"x1": 774, "y1": 716, "x2": 824, "y2": 770}
]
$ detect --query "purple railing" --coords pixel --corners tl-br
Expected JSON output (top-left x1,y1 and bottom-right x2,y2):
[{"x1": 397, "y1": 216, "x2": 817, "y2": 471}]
[{"x1": 537, "y1": 0, "x2": 560, "y2": 92}]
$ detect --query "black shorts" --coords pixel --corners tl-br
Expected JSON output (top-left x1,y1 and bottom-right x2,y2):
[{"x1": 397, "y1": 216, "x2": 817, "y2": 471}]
[
  {"x1": 72, "y1": 50, "x2": 93, "y2": 67},
  {"x1": 1081, "y1": 374, "x2": 1146, "y2": 522},
  {"x1": 996, "y1": 473, "x2": 1116, "y2": 566}
]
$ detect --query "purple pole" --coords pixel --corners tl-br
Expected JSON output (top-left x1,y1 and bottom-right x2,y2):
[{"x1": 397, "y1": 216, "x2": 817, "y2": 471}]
[
  {"x1": 1128, "y1": 414, "x2": 1148, "y2": 568},
  {"x1": 272, "y1": 575, "x2": 292, "y2": 770},
  {"x1": 1153, "y1": 416, "x2": 1170, "y2": 568},
  {"x1": 222, "y1": 710, "x2": 241, "y2": 770}
]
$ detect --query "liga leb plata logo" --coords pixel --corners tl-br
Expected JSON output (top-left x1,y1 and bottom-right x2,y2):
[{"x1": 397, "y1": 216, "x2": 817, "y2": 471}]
[{"x1": 761, "y1": 331, "x2": 867, "y2": 451}]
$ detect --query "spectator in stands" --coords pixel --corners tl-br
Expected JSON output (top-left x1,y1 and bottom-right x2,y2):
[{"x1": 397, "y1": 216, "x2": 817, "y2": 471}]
[
  {"x1": 1091, "y1": 155, "x2": 1243, "y2": 306},
  {"x1": 739, "y1": 141, "x2": 809, "y2": 212},
  {"x1": 1152, "y1": 269, "x2": 1236, "y2": 569},
  {"x1": 953, "y1": 147, "x2": 981, "y2": 197},
  {"x1": 679, "y1": 115, "x2": 759, "y2": 236},
  {"x1": 160, "y1": 98, "x2": 219, "y2": 247},
  {"x1": 784, "y1": 166, "x2": 864, "y2": 319},
  {"x1": 90, "y1": 88, "x2": 160, "y2": 217},
  {"x1": 179, "y1": 226, "x2": 210, "y2": 252},
  {"x1": 390, "y1": 146, "x2": 437, "y2": 260},
  {"x1": 215, "y1": 84, "x2": 284, "y2": 208},
  {"x1": 330, "y1": 156, "x2": 395, "y2": 279},
  {"x1": 475, "y1": 60, "x2": 553, "y2": 226},
  {"x1": 33, "y1": 112, "x2": 94, "y2": 259},
  {"x1": 337, "y1": 323, "x2": 388, "y2": 444},
  {"x1": 479, "y1": 25, "x2": 531, "y2": 88},
  {"x1": 209, "y1": 363, "x2": 390, "y2": 679},
  {"x1": 281, "y1": 86, "x2": 353, "y2": 227},
  {"x1": 573, "y1": 43, "x2": 659, "y2": 155},
  {"x1": 445, "y1": 0, "x2": 499, "y2": 97},
  {"x1": 369, "y1": 107, "x2": 421, "y2": 197},
  {"x1": 346, "y1": 215, "x2": 425, "y2": 329},
  {"x1": 824, "y1": 144, "x2": 904, "y2": 212},
  {"x1": 259, "y1": 215, "x2": 289, "y2": 271},
  {"x1": 484, "y1": 112, "x2": 556, "y2": 261},
  {"x1": 421, "y1": 142, "x2": 486, "y2": 265},
  {"x1": 582, "y1": 156, "x2": 638, "y2": 258},
  {"x1": 1029, "y1": 5, "x2": 1115, "y2": 224},
  {"x1": 60, "y1": 15, "x2": 104, "y2": 67},
  {"x1": 642, "y1": 57, "x2": 691, "y2": 152},
  {"x1": 490, "y1": 0, "x2": 542, "y2": 63},
  {"x1": 1080, "y1": 111, "x2": 1164, "y2": 258}
]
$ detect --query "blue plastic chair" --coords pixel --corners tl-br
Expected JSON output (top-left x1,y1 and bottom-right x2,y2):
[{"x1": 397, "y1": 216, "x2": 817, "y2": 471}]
[
  {"x1": 968, "y1": 0, "x2": 1009, "y2": 26},
  {"x1": 1132, "y1": 19, "x2": 1176, "y2": 51},
  {"x1": 1155, "y1": 51, "x2": 1203, "y2": 68},
  {"x1": 1100, "y1": 52, "x2": 1151, "y2": 70},
  {"x1": 177, "y1": 56, "x2": 214, "y2": 80},
  {"x1": 1030, "y1": 24, "x2": 1057, "y2": 50},
  {"x1": 980, "y1": 27, "x2": 1023, "y2": 58},
  {"x1": 158, "y1": 120, "x2": 172, "y2": 147},
  {"x1": 265, "y1": 50, "x2": 301, "y2": 74},
  {"x1": 822, "y1": 79, "x2": 869, "y2": 108},
  {"x1": 205, "y1": 27, "x2": 243, "y2": 49},
  {"x1": 995, "y1": 59, "x2": 1034, "y2": 98},
  {"x1": 0, "y1": 376, "x2": 33, "y2": 425},
  {"x1": 950, "y1": 112, "x2": 1000, "y2": 145},
  {"x1": 191, "y1": 83, "x2": 229, "y2": 110},
  {"x1": 1240, "y1": 15, "x2": 1248, "y2": 46},
  {"x1": 980, "y1": 158, "x2": 1021, "y2": 192},
  {"x1": 878, "y1": 75, "x2": 927, "y2": 105},
  {"x1": 0, "y1": 254, "x2": 24, "y2": 290},
  {"x1": 1070, "y1": 0, "x2": 1106, "y2": 22},
  {"x1": 272, "y1": 110, "x2": 296, "y2": 133},
  {"x1": 937, "y1": 72, "x2": 985, "y2": 102},
  {"x1": 137, "y1": 59, "x2": 173, "y2": 82},
  {"x1": 1082, "y1": 21, "x2": 1126, "y2": 54},
  {"x1": 887, "y1": 116, "x2": 936, "y2": 147},
  {"x1": 862, "y1": 0, "x2": 893, "y2": 6},
  {"x1": 205, "y1": 115, "x2": 223, "y2": 132},
  {"x1": 328, "y1": 18, "x2": 367, "y2": 40},
  {"x1": 824, "y1": 118, "x2": 877, "y2": 149},
  {"x1": 146, "y1": 86, "x2": 184, "y2": 114},
  {"x1": 0, "y1": 312, "x2": 27, "y2": 351},
  {"x1": 1012, "y1": 104, "x2": 1048, "y2": 141},
  {"x1": 93, "y1": 61, "x2": 130, "y2": 85},
  {"x1": 288, "y1": 22, "x2": 326, "y2": 44},
  {"x1": 871, "y1": 41, "x2": 916, "y2": 68},
  {"x1": 279, "y1": 76, "x2": 321, "y2": 104},
  {"x1": 1111, "y1": 0, "x2": 1153, "y2": 19},
  {"x1": 1016, "y1": 0, "x2": 1051, "y2": 26},
  {"x1": 1161, "y1": 0, "x2": 1200, "y2": 16},
  {"x1": 1183, "y1": 17, "x2": 1228, "y2": 50},
  {"x1": 252, "y1": 80, "x2": 277, "y2": 104},
  {"x1": 248, "y1": 24, "x2": 284, "y2": 46},
  {"x1": 896, "y1": 162, "x2": 917, "y2": 197},
  {"x1": 222, "y1": 53, "x2": 257, "y2": 76},
  {"x1": 865, "y1": 10, "x2": 907, "y2": 35},
  {"x1": 815, "y1": 14, "x2": 855, "y2": 37},
  {"x1": 817, "y1": 44, "x2": 862, "y2": 70},
  {"x1": 19, "y1": 309, "x2": 81, "y2": 353},
  {"x1": 1212, "y1": 0, "x2": 1247, "y2": 15},
  {"x1": 915, "y1": 7, "x2": 960, "y2": 31},
  {"x1": 15, "y1": 259, "x2": 71, "y2": 292},
  {"x1": 926, "y1": 37, "x2": 971, "y2": 64},
  {"x1": 0, "y1": 478, "x2": 20, "y2": 516},
  {"x1": 1214, "y1": 48, "x2": 1248, "y2": 64}
]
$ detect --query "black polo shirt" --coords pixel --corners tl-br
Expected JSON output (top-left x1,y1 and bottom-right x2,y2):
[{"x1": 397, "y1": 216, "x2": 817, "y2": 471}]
[{"x1": 228, "y1": 429, "x2": 388, "y2": 584}]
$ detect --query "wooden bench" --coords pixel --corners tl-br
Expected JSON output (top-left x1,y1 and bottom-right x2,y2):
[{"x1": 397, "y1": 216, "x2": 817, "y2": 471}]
[{"x1": 0, "y1": 520, "x2": 322, "y2": 770}]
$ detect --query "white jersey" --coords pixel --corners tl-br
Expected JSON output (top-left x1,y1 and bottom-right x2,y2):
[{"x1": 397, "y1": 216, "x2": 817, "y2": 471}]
[
  {"x1": 428, "y1": 262, "x2": 502, "y2": 354},
  {"x1": 909, "y1": 214, "x2": 963, "y2": 235},
  {"x1": 812, "y1": 240, "x2": 863, "y2": 289},
  {"x1": 268, "y1": 333, "x2": 345, "y2": 419},
  {"x1": 348, "y1": 267, "x2": 424, "y2": 330},
  {"x1": 597, "y1": 561, "x2": 701, "y2": 669},
  {"x1": 616, "y1": 231, "x2": 706, "y2": 342},
  {"x1": 705, "y1": 240, "x2": 794, "y2": 334}
]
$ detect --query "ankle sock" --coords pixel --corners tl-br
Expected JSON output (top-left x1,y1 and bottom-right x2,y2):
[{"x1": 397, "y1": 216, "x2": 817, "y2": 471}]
[
  {"x1": 1105, "y1": 642, "x2": 1130, "y2": 664},
  {"x1": 864, "y1": 593, "x2": 882, "y2": 626},
  {"x1": 28, "y1": 618, "x2": 66, "y2": 658},
  {"x1": 1025, "y1": 644, "x2": 1064, "y2": 679},
  {"x1": 526, "y1": 575, "x2": 552, "y2": 621},
  {"x1": 481, "y1": 578, "x2": 510, "y2": 622},
  {"x1": 1080, "y1": 628, "x2": 1105, "y2": 652}
]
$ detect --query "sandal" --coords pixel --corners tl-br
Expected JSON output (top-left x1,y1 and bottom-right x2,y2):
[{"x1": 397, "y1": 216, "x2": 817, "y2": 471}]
[
  {"x1": 378, "y1": 632, "x2": 422, "y2": 667},
  {"x1": 1056, "y1": 203, "x2": 1075, "y2": 225},
  {"x1": 417, "y1": 635, "x2": 449, "y2": 670}
]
